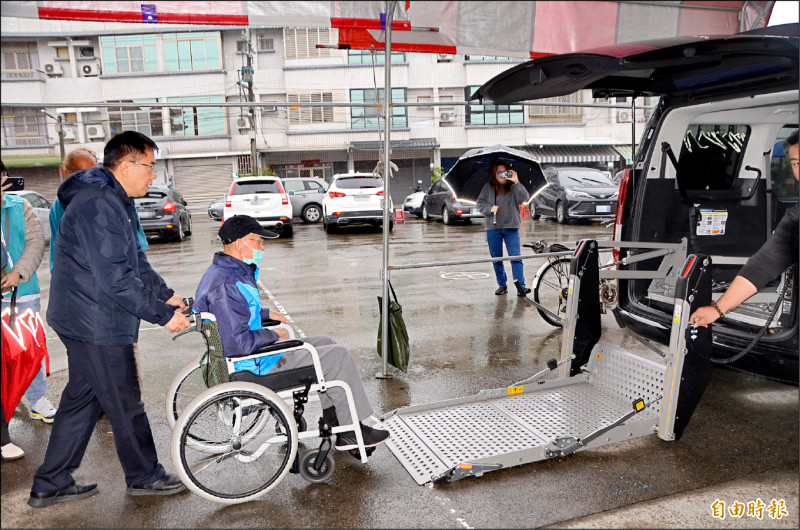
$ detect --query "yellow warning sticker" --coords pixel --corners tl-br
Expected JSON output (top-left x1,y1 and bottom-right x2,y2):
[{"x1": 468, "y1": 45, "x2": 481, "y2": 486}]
[
  {"x1": 673, "y1": 303, "x2": 681, "y2": 323},
  {"x1": 508, "y1": 386, "x2": 523, "y2": 395}
]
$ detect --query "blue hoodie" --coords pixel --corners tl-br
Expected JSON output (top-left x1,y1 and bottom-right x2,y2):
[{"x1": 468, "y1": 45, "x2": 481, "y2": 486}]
[{"x1": 47, "y1": 166, "x2": 175, "y2": 345}]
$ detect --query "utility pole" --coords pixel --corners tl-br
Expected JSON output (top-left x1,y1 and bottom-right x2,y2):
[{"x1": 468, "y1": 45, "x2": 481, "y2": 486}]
[
  {"x1": 245, "y1": 28, "x2": 258, "y2": 175},
  {"x1": 42, "y1": 110, "x2": 66, "y2": 180}
]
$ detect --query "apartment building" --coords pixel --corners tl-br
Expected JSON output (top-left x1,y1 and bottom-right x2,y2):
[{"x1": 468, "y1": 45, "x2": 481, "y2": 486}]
[{"x1": 1, "y1": 17, "x2": 650, "y2": 202}]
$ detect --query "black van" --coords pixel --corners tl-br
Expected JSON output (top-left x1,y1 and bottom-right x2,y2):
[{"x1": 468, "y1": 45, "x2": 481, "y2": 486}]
[{"x1": 474, "y1": 24, "x2": 799, "y2": 383}]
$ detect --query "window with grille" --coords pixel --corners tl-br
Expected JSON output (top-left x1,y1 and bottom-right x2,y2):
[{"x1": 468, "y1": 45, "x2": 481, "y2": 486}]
[
  {"x1": 1, "y1": 43, "x2": 40, "y2": 79},
  {"x1": 283, "y1": 28, "x2": 339, "y2": 59},
  {"x1": 167, "y1": 95, "x2": 226, "y2": 136},
  {"x1": 350, "y1": 88, "x2": 407, "y2": 129},
  {"x1": 163, "y1": 32, "x2": 222, "y2": 71},
  {"x1": 1, "y1": 107, "x2": 48, "y2": 146},
  {"x1": 287, "y1": 91, "x2": 346, "y2": 124},
  {"x1": 100, "y1": 35, "x2": 158, "y2": 74},
  {"x1": 464, "y1": 55, "x2": 517, "y2": 61},
  {"x1": 465, "y1": 86, "x2": 523, "y2": 125},
  {"x1": 527, "y1": 92, "x2": 584, "y2": 123},
  {"x1": 348, "y1": 50, "x2": 404, "y2": 64},
  {"x1": 108, "y1": 100, "x2": 163, "y2": 137}
]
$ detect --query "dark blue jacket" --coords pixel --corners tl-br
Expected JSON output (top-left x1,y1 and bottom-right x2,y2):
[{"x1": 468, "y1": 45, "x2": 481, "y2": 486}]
[
  {"x1": 193, "y1": 252, "x2": 279, "y2": 361},
  {"x1": 47, "y1": 166, "x2": 175, "y2": 345}
]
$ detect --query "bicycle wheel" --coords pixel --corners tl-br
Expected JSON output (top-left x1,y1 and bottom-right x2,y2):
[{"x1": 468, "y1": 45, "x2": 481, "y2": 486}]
[
  {"x1": 165, "y1": 359, "x2": 209, "y2": 430},
  {"x1": 171, "y1": 382, "x2": 298, "y2": 505},
  {"x1": 532, "y1": 257, "x2": 571, "y2": 327}
]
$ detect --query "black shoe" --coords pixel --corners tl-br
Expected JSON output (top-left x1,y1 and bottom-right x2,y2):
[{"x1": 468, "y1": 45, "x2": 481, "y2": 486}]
[
  {"x1": 495, "y1": 286, "x2": 508, "y2": 295},
  {"x1": 126, "y1": 473, "x2": 186, "y2": 496},
  {"x1": 28, "y1": 482, "x2": 98, "y2": 508},
  {"x1": 517, "y1": 287, "x2": 531, "y2": 297},
  {"x1": 335, "y1": 423, "x2": 390, "y2": 451}
]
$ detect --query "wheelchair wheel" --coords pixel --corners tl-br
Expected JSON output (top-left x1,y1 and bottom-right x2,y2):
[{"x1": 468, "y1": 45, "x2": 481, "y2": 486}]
[
  {"x1": 165, "y1": 359, "x2": 209, "y2": 430},
  {"x1": 298, "y1": 449, "x2": 335, "y2": 483},
  {"x1": 276, "y1": 415, "x2": 307, "y2": 435},
  {"x1": 171, "y1": 382, "x2": 298, "y2": 504}
]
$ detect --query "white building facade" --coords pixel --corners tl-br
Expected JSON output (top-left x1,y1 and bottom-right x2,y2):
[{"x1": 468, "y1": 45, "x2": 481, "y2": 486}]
[{"x1": 1, "y1": 18, "x2": 652, "y2": 202}]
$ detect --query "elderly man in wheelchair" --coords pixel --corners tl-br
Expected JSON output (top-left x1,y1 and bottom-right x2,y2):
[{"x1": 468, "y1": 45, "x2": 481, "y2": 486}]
[{"x1": 167, "y1": 215, "x2": 389, "y2": 503}]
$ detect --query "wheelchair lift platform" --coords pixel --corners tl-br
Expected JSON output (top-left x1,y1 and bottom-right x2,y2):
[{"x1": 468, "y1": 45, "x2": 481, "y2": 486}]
[{"x1": 380, "y1": 239, "x2": 714, "y2": 485}]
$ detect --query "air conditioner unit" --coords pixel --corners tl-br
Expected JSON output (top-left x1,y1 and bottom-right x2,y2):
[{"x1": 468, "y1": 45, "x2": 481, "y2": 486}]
[
  {"x1": 440, "y1": 111, "x2": 456, "y2": 123},
  {"x1": 261, "y1": 105, "x2": 278, "y2": 114},
  {"x1": 80, "y1": 62, "x2": 99, "y2": 77},
  {"x1": 617, "y1": 110, "x2": 632, "y2": 123},
  {"x1": 43, "y1": 63, "x2": 63, "y2": 76},
  {"x1": 86, "y1": 124, "x2": 105, "y2": 139},
  {"x1": 437, "y1": 53, "x2": 454, "y2": 62},
  {"x1": 61, "y1": 126, "x2": 76, "y2": 140},
  {"x1": 236, "y1": 116, "x2": 251, "y2": 130}
]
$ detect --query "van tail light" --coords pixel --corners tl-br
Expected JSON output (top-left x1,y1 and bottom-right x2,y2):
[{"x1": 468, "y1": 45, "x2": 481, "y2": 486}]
[
  {"x1": 281, "y1": 193, "x2": 289, "y2": 205},
  {"x1": 451, "y1": 196, "x2": 456, "y2": 201},
  {"x1": 225, "y1": 198, "x2": 231, "y2": 207},
  {"x1": 376, "y1": 190, "x2": 384, "y2": 196},
  {"x1": 329, "y1": 191, "x2": 346, "y2": 199},
  {"x1": 163, "y1": 201, "x2": 176, "y2": 212},
  {"x1": 612, "y1": 168, "x2": 632, "y2": 263}
]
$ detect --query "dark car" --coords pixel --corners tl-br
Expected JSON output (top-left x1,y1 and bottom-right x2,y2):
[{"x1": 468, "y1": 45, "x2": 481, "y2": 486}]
[
  {"x1": 134, "y1": 185, "x2": 192, "y2": 241},
  {"x1": 531, "y1": 167, "x2": 618, "y2": 224},
  {"x1": 475, "y1": 24, "x2": 799, "y2": 383},
  {"x1": 421, "y1": 180, "x2": 484, "y2": 225},
  {"x1": 208, "y1": 196, "x2": 224, "y2": 221}
]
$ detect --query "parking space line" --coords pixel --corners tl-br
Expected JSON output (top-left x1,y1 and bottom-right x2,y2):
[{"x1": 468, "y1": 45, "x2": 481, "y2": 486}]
[{"x1": 257, "y1": 278, "x2": 306, "y2": 338}]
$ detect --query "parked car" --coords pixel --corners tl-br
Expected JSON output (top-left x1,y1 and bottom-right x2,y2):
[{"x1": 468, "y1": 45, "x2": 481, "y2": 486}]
[
  {"x1": 281, "y1": 176, "x2": 327, "y2": 223},
  {"x1": 133, "y1": 185, "x2": 192, "y2": 242},
  {"x1": 6, "y1": 190, "x2": 51, "y2": 242},
  {"x1": 476, "y1": 24, "x2": 798, "y2": 383},
  {"x1": 402, "y1": 190, "x2": 425, "y2": 218},
  {"x1": 421, "y1": 180, "x2": 484, "y2": 224},
  {"x1": 531, "y1": 167, "x2": 619, "y2": 224},
  {"x1": 208, "y1": 196, "x2": 224, "y2": 221},
  {"x1": 322, "y1": 172, "x2": 390, "y2": 233},
  {"x1": 223, "y1": 177, "x2": 293, "y2": 237}
]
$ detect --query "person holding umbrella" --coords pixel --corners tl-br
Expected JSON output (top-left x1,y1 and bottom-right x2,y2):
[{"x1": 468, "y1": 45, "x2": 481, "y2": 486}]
[{"x1": 476, "y1": 163, "x2": 531, "y2": 296}]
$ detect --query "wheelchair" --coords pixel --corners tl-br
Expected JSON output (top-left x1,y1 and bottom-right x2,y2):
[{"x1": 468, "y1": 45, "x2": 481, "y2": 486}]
[{"x1": 167, "y1": 312, "x2": 373, "y2": 504}]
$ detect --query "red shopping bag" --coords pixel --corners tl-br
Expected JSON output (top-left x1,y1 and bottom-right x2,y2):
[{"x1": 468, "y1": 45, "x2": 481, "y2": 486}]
[{"x1": 1, "y1": 297, "x2": 48, "y2": 422}]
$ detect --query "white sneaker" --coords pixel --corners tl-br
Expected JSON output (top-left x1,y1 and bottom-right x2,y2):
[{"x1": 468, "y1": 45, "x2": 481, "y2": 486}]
[
  {"x1": 1, "y1": 443, "x2": 25, "y2": 461},
  {"x1": 30, "y1": 396, "x2": 57, "y2": 424}
]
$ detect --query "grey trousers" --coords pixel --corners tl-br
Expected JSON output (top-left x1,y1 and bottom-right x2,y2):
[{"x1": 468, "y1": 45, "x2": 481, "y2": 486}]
[{"x1": 272, "y1": 335, "x2": 373, "y2": 425}]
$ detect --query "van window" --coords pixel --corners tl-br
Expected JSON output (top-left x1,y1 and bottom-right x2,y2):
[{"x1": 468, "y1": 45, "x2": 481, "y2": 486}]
[
  {"x1": 676, "y1": 124, "x2": 750, "y2": 191},
  {"x1": 771, "y1": 125, "x2": 798, "y2": 203},
  {"x1": 335, "y1": 176, "x2": 383, "y2": 189}
]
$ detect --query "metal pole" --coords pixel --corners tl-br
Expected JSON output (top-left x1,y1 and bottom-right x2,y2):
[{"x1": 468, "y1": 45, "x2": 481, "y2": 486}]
[
  {"x1": 630, "y1": 97, "x2": 636, "y2": 200},
  {"x1": 246, "y1": 27, "x2": 258, "y2": 175},
  {"x1": 56, "y1": 114, "x2": 65, "y2": 179},
  {"x1": 378, "y1": 1, "x2": 395, "y2": 379}
]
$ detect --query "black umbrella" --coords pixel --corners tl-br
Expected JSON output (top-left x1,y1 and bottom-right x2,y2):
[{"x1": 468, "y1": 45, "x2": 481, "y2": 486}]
[{"x1": 442, "y1": 144, "x2": 546, "y2": 203}]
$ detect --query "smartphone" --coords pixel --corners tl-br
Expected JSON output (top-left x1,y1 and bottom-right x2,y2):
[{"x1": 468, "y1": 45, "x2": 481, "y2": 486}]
[
  {"x1": 3, "y1": 177, "x2": 24, "y2": 191},
  {"x1": 497, "y1": 171, "x2": 511, "y2": 179}
]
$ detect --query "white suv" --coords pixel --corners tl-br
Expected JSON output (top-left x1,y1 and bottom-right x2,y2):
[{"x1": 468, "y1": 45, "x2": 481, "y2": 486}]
[
  {"x1": 322, "y1": 172, "x2": 391, "y2": 233},
  {"x1": 223, "y1": 177, "x2": 293, "y2": 237}
]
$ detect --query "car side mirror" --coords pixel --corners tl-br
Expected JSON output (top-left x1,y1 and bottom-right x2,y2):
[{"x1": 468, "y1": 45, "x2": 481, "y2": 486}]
[{"x1": 288, "y1": 190, "x2": 295, "y2": 196}]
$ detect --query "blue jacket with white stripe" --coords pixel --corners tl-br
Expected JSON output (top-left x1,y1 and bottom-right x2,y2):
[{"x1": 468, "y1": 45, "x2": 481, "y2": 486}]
[{"x1": 193, "y1": 252, "x2": 280, "y2": 369}]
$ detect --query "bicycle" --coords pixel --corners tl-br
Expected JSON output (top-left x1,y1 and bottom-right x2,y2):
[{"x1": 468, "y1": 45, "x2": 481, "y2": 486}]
[{"x1": 523, "y1": 240, "x2": 618, "y2": 327}]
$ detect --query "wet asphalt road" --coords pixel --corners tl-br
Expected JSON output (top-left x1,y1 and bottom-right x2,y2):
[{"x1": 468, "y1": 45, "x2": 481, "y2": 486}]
[{"x1": 2, "y1": 211, "x2": 798, "y2": 528}]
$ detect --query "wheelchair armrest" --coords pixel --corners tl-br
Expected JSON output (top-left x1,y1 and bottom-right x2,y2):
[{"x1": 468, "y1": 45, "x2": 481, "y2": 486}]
[
  {"x1": 261, "y1": 318, "x2": 281, "y2": 327},
  {"x1": 254, "y1": 339, "x2": 305, "y2": 354}
]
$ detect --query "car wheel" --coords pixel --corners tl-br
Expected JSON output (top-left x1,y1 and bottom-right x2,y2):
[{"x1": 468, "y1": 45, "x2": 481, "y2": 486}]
[
  {"x1": 173, "y1": 220, "x2": 184, "y2": 242},
  {"x1": 282, "y1": 224, "x2": 294, "y2": 238},
  {"x1": 556, "y1": 201, "x2": 569, "y2": 224},
  {"x1": 389, "y1": 220, "x2": 394, "y2": 232},
  {"x1": 531, "y1": 202, "x2": 541, "y2": 220},
  {"x1": 442, "y1": 206, "x2": 452, "y2": 225},
  {"x1": 184, "y1": 214, "x2": 192, "y2": 236},
  {"x1": 422, "y1": 202, "x2": 431, "y2": 221},
  {"x1": 324, "y1": 220, "x2": 336, "y2": 234},
  {"x1": 301, "y1": 204, "x2": 322, "y2": 224}
]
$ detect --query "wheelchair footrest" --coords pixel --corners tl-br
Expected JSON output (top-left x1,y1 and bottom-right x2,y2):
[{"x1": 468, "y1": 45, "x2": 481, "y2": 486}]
[{"x1": 230, "y1": 366, "x2": 316, "y2": 393}]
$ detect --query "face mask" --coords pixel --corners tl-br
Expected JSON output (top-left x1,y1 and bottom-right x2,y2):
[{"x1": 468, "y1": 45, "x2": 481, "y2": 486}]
[{"x1": 242, "y1": 241, "x2": 264, "y2": 266}]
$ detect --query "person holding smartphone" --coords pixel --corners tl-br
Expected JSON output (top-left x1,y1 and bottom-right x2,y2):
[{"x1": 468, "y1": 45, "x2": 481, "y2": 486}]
[{"x1": 476, "y1": 162, "x2": 530, "y2": 295}]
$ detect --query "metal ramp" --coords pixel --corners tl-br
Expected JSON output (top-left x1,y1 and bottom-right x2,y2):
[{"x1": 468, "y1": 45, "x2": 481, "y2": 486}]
[{"x1": 380, "y1": 239, "x2": 713, "y2": 485}]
